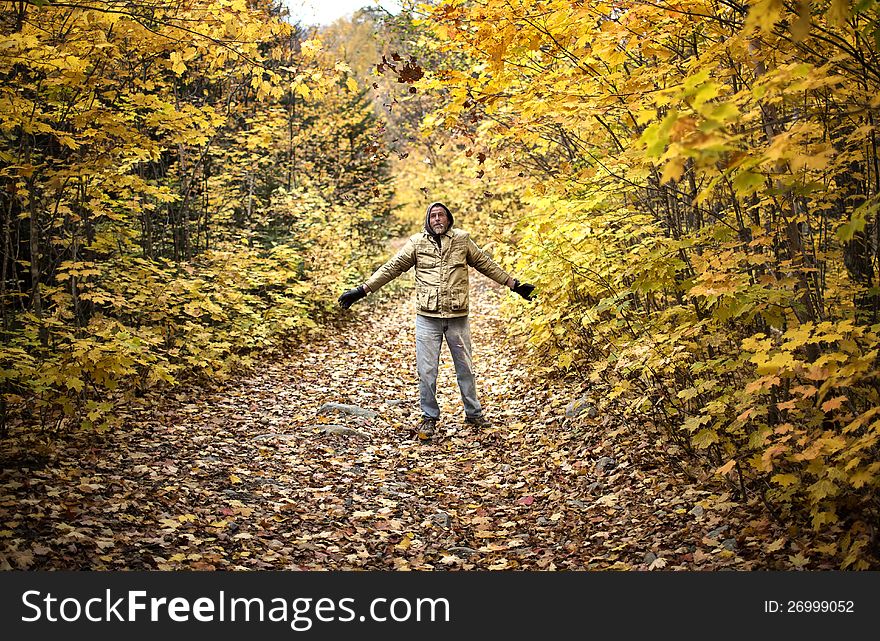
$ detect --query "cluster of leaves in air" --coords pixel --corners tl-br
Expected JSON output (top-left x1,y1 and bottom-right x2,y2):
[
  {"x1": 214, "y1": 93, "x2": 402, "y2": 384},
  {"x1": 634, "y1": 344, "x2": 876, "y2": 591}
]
[
  {"x1": 315, "y1": 5, "x2": 498, "y2": 216},
  {"x1": 0, "y1": 1, "x2": 397, "y2": 436},
  {"x1": 419, "y1": 0, "x2": 880, "y2": 568},
  {"x1": 376, "y1": 52, "x2": 425, "y2": 95}
]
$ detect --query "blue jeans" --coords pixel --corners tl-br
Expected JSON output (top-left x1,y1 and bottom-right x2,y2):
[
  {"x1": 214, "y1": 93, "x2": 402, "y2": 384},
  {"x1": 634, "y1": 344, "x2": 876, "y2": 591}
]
[{"x1": 415, "y1": 314, "x2": 483, "y2": 420}]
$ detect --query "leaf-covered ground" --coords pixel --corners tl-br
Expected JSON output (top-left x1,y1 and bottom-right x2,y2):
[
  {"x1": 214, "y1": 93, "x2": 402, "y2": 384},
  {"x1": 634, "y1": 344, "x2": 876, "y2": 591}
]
[{"x1": 1, "y1": 280, "x2": 808, "y2": 570}]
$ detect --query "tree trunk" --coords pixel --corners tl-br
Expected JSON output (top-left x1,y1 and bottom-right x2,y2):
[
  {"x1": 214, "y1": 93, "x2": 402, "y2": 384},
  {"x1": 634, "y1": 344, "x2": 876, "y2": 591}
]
[{"x1": 27, "y1": 175, "x2": 47, "y2": 346}]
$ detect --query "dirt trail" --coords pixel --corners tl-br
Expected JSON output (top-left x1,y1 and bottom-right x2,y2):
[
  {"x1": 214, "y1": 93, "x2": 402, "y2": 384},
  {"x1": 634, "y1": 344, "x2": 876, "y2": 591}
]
[{"x1": 0, "y1": 279, "x2": 774, "y2": 570}]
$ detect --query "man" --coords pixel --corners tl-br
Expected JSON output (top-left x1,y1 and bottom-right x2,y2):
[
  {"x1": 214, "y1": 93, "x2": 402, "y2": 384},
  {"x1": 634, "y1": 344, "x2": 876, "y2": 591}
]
[{"x1": 338, "y1": 201, "x2": 535, "y2": 439}]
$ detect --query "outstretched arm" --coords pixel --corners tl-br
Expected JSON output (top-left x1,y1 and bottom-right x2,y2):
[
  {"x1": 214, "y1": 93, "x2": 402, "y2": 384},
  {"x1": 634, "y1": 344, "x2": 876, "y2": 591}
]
[
  {"x1": 466, "y1": 237, "x2": 512, "y2": 286},
  {"x1": 363, "y1": 238, "x2": 416, "y2": 293},
  {"x1": 338, "y1": 238, "x2": 417, "y2": 309},
  {"x1": 466, "y1": 239, "x2": 535, "y2": 300}
]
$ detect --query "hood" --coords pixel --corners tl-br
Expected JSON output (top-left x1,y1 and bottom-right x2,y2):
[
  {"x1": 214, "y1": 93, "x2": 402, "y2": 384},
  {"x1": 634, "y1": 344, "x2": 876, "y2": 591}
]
[{"x1": 425, "y1": 201, "x2": 454, "y2": 240}]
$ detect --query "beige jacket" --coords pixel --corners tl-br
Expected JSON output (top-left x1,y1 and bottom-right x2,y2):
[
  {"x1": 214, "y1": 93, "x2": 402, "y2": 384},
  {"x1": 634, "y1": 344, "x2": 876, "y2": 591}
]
[{"x1": 364, "y1": 227, "x2": 512, "y2": 318}]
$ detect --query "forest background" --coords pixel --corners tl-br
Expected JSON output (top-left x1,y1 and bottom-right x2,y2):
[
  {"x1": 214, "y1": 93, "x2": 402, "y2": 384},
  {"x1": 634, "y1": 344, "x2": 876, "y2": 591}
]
[{"x1": 1, "y1": 0, "x2": 879, "y2": 569}]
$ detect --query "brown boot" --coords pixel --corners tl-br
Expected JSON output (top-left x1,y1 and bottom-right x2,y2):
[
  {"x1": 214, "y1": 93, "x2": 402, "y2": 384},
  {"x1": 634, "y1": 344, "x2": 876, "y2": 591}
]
[
  {"x1": 417, "y1": 416, "x2": 437, "y2": 439},
  {"x1": 464, "y1": 415, "x2": 491, "y2": 428}
]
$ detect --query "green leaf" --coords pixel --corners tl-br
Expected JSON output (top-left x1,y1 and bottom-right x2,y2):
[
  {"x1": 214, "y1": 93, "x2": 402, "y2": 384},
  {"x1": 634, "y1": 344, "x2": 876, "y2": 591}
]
[
  {"x1": 837, "y1": 211, "x2": 868, "y2": 242},
  {"x1": 692, "y1": 428, "x2": 719, "y2": 449},
  {"x1": 732, "y1": 170, "x2": 765, "y2": 197},
  {"x1": 640, "y1": 110, "x2": 678, "y2": 159}
]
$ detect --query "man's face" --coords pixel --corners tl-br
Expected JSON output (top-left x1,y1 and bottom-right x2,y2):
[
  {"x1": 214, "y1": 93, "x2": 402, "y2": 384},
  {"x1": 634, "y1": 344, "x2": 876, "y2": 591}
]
[{"x1": 429, "y1": 206, "x2": 449, "y2": 234}]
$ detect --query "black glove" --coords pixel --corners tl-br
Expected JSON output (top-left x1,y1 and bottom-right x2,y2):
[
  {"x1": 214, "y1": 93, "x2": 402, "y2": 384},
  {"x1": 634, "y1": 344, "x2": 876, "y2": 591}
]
[
  {"x1": 512, "y1": 279, "x2": 535, "y2": 301},
  {"x1": 338, "y1": 285, "x2": 367, "y2": 309}
]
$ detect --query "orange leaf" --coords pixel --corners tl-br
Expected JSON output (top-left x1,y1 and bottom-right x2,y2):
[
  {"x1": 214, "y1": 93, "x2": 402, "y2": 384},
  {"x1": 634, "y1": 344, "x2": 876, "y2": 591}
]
[
  {"x1": 821, "y1": 396, "x2": 846, "y2": 412},
  {"x1": 715, "y1": 460, "x2": 736, "y2": 476}
]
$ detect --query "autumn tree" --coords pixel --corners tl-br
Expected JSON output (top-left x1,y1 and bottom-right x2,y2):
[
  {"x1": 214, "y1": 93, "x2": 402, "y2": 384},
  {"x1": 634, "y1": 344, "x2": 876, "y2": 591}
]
[
  {"x1": 0, "y1": 1, "x2": 397, "y2": 436},
  {"x1": 417, "y1": 0, "x2": 880, "y2": 567}
]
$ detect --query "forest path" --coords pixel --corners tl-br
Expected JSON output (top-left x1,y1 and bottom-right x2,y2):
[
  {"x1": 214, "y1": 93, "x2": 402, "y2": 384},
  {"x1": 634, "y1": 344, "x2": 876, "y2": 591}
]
[{"x1": 1, "y1": 280, "x2": 773, "y2": 570}]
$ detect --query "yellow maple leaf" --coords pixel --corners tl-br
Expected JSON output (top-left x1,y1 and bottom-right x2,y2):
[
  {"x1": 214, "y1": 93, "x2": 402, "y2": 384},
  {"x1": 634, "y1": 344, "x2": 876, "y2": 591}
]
[
  {"x1": 766, "y1": 537, "x2": 786, "y2": 552},
  {"x1": 170, "y1": 51, "x2": 186, "y2": 76},
  {"x1": 661, "y1": 157, "x2": 684, "y2": 184},
  {"x1": 395, "y1": 534, "x2": 413, "y2": 551},
  {"x1": 692, "y1": 428, "x2": 719, "y2": 449},
  {"x1": 753, "y1": 351, "x2": 798, "y2": 375},
  {"x1": 808, "y1": 478, "x2": 838, "y2": 500},
  {"x1": 811, "y1": 510, "x2": 837, "y2": 529},
  {"x1": 849, "y1": 468, "x2": 874, "y2": 489},
  {"x1": 745, "y1": 0, "x2": 783, "y2": 34},
  {"x1": 771, "y1": 473, "x2": 799, "y2": 487},
  {"x1": 294, "y1": 82, "x2": 310, "y2": 100}
]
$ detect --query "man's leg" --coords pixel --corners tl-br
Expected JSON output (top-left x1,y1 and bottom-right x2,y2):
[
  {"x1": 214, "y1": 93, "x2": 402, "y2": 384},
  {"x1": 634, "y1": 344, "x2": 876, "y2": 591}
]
[
  {"x1": 415, "y1": 314, "x2": 443, "y2": 420},
  {"x1": 445, "y1": 316, "x2": 483, "y2": 419}
]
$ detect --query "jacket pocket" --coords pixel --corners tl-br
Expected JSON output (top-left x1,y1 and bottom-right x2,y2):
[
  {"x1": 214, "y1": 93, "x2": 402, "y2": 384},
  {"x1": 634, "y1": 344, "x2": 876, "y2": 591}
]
[
  {"x1": 417, "y1": 286, "x2": 439, "y2": 312},
  {"x1": 450, "y1": 286, "x2": 468, "y2": 311},
  {"x1": 450, "y1": 245, "x2": 467, "y2": 266},
  {"x1": 417, "y1": 251, "x2": 439, "y2": 269}
]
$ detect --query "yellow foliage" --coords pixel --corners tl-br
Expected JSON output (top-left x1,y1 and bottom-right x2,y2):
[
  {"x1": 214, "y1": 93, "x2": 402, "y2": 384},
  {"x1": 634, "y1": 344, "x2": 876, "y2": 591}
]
[
  {"x1": 1, "y1": 0, "x2": 397, "y2": 437},
  {"x1": 418, "y1": 0, "x2": 880, "y2": 567}
]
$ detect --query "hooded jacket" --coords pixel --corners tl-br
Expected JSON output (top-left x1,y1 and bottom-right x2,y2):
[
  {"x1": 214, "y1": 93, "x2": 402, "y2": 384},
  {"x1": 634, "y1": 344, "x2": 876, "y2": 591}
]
[{"x1": 363, "y1": 201, "x2": 512, "y2": 318}]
